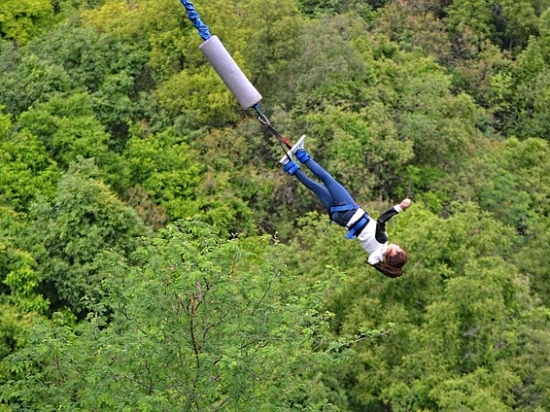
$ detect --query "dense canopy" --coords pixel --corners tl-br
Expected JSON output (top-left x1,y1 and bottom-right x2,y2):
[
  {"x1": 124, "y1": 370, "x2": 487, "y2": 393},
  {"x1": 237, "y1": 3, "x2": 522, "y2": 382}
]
[{"x1": 1, "y1": 0, "x2": 550, "y2": 410}]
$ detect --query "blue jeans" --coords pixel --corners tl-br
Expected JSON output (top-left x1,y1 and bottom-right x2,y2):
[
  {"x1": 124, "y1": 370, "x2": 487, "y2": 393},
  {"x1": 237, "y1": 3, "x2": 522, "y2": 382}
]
[{"x1": 294, "y1": 157, "x2": 357, "y2": 227}]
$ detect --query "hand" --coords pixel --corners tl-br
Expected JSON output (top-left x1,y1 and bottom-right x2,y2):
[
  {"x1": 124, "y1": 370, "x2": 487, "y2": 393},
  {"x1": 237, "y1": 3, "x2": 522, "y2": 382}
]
[{"x1": 400, "y1": 198, "x2": 411, "y2": 210}]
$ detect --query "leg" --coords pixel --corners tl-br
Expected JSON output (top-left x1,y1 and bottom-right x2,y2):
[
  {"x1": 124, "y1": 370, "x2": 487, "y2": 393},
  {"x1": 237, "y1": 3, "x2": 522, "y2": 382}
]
[
  {"x1": 293, "y1": 169, "x2": 333, "y2": 209},
  {"x1": 301, "y1": 155, "x2": 355, "y2": 205},
  {"x1": 284, "y1": 157, "x2": 359, "y2": 228}
]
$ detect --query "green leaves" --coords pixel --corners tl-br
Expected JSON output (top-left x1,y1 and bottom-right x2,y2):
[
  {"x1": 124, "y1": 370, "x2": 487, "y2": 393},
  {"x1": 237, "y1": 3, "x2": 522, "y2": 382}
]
[
  {"x1": 123, "y1": 128, "x2": 203, "y2": 220},
  {"x1": 0, "y1": 113, "x2": 60, "y2": 210},
  {"x1": 503, "y1": 9, "x2": 550, "y2": 139},
  {"x1": 19, "y1": 94, "x2": 111, "y2": 167},
  {"x1": 0, "y1": 0, "x2": 54, "y2": 45},
  {"x1": 2, "y1": 222, "x2": 344, "y2": 410},
  {"x1": 156, "y1": 66, "x2": 240, "y2": 127},
  {"x1": 3, "y1": 1, "x2": 550, "y2": 411},
  {"x1": 316, "y1": 203, "x2": 550, "y2": 411},
  {"x1": 445, "y1": 0, "x2": 542, "y2": 53},
  {"x1": 29, "y1": 159, "x2": 150, "y2": 315}
]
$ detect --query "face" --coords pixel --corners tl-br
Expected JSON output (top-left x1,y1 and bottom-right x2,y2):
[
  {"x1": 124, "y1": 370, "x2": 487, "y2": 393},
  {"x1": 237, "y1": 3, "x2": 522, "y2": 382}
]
[{"x1": 385, "y1": 244, "x2": 403, "y2": 257}]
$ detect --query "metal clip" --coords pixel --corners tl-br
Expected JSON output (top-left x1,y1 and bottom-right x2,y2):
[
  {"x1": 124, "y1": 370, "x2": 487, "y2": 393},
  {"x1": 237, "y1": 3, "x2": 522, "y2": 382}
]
[{"x1": 253, "y1": 105, "x2": 272, "y2": 127}]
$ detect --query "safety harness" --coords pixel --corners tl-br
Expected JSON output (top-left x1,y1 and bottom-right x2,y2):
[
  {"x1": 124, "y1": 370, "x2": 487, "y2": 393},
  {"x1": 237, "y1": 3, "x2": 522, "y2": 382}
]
[{"x1": 330, "y1": 204, "x2": 370, "y2": 239}]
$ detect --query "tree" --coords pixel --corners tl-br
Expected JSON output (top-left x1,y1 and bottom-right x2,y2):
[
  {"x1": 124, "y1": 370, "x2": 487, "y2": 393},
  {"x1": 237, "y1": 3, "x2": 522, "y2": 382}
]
[
  {"x1": 503, "y1": 9, "x2": 550, "y2": 140},
  {"x1": 17, "y1": 93, "x2": 129, "y2": 191},
  {"x1": 0, "y1": 205, "x2": 48, "y2": 314},
  {"x1": 0, "y1": 206, "x2": 47, "y2": 393},
  {"x1": 0, "y1": 108, "x2": 60, "y2": 211},
  {"x1": 430, "y1": 137, "x2": 550, "y2": 229},
  {"x1": 155, "y1": 66, "x2": 241, "y2": 127},
  {"x1": 444, "y1": 0, "x2": 544, "y2": 54},
  {"x1": 23, "y1": 24, "x2": 150, "y2": 140},
  {"x1": 123, "y1": 128, "x2": 204, "y2": 220},
  {"x1": 515, "y1": 216, "x2": 550, "y2": 309},
  {"x1": 0, "y1": 52, "x2": 73, "y2": 117},
  {"x1": 123, "y1": 123, "x2": 273, "y2": 237},
  {"x1": 0, "y1": 303, "x2": 35, "y2": 391},
  {"x1": 0, "y1": 21, "x2": 154, "y2": 142},
  {"x1": 0, "y1": 0, "x2": 54, "y2": 45},
  {"x1": 375, "y1": 1, "x2": 452, "y2": 63},
  {"x1": 81, "y1": 0, "x2": 190, "y2": 80},
  {"x1": 307, "y1": 203, "x2": 550, "y2": 411},
  {"x1": 1, "y1": 222, "x2": 347, "y2": 410},
  {"x1": 28, "y1": 159, "x2": 150, "y2": 316},
  {"x1": 237, "y1": 0, "x2": 304, "y2": 101},
  {"x1": 288, "y1": 33, "x2": 488, "y2": 203},
  {"x1": 280, "y1": 14, "x2": 371, "y2": 112}
]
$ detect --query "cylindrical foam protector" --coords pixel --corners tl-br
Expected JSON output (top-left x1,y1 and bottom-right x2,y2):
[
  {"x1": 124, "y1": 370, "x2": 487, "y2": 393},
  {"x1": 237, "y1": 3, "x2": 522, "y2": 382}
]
[{"x1": 199, "y1": 35, "x2": 262, "y2": 109}]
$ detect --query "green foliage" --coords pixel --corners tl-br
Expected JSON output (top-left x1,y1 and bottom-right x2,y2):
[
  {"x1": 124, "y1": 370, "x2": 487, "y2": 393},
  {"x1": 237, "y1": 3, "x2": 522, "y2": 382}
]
[
  {"x1": 282, "y1": 15, "x2": 370, "y2": 112},
  {"x1": 296, "y1": 203, "x2": 550, "y2": 411},
  {"x1": 515, "y1": 217, "x2": 550, "y2": 309},
  {"x1": 389, "y1": 56, "x2": 485, "y2": 171},
  {"x1": 2, "y1": 246, "x2": 49, "y2": 314},
  {"x1": 1, "y1": 1, "x2": 550, "y2": 410},
  {"x1": 445, "y1": 0, "x2": 543, "y2": 53},
  {"x1": 52, "y1": 0, "x2": 108, "y2": 14},
  {"x1": 300, "y1": 106, "x2": 413, "y2": 202},
  {"x1": 196, "y1": 118, "x2": 294, "y2": 237},
  {"x1": 0, "y1": 108, "x2": 60, "y2": 210},
  {"x1": 81, "y1": 0, "x2": 190, "y2": 79},
  {"x1": 156, "y1": 66, "x2": 240, "y2": 127},
  {"x1": 28, "y1": 159, "x2": 150, "y2": 315},
  {"x1": 0, "y1": 0, "x2": 54, "y2": 45},
  {"x1": 1, "y1": 222, "x2": 345, "y2": 410},
  {"x1": 123, "y1": 122, "x2": 276, "y2": 237},
  {"x1": 503, "y1": 9, "x2": 550, "y2": 139},
  {"x1": 0, "y1": 22, "x2": 153, "y2": 147},
  {"x1": 18, "y1": 93, "x2": 111, "y2": 168},
  {"x1": 290, "y1": 36, "x2": 488, "y2": 202},
  {"x1": 0, "y1": 109, "x2": 9, "y2": 138},
  {"x1": 0, "y1": 52, "x2": 73, "y2": 116},
  {"x1": 432, "y1": 137, "x2": 550, "y2": 228},
  {"x1": 237, "y1": 0, "x2": 304, "y2": 98},
  {"x1": 26, "y1": 24, "x2": 150, "y2": 127},
  {"x1": 297, "y1": 0, "x2": 376, "y2": 16},
  {"x1": 17, "y1": 93, "x2": 129, "y2": 190},
  {"x1": 29, "y1": 24, "x2": 150, "y2": 142},
  {"x1": 375, "y1": 1, "x2": 451, "y2": 61},
  {"x1": 481, "y1": 138, "x2": 550, "y2": 220},
  {"x1": 0, "y1": 303, "x2": 35, "y2": 385},
  {"x1": 0, "y1": 206, "x2": 21, "y2": 258},
  {"x1": 123, "y1": 128, "x2": 203, "y2": 219}
]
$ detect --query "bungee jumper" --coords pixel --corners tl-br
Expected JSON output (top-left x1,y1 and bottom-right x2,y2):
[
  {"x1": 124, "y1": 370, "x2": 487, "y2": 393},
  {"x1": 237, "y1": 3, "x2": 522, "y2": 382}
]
[
  {"x1": 179, "y1": 0, "x2": 412, "y2": 277},
  {"x1": 280, "y1": 136, "x2": 411, "y2": 278}
]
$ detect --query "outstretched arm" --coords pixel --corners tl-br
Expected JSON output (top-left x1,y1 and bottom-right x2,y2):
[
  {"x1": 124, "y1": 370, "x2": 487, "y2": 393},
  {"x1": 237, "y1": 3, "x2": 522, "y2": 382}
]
[{"x1": 377, "y1": 198, "x2": 411, "y2": 229}]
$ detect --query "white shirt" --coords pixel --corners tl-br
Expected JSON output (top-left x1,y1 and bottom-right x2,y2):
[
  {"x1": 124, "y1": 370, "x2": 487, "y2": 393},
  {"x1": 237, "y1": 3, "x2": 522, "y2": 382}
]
[{"x1": 354, "y1": 205, "x2": 403, "y2": 265}]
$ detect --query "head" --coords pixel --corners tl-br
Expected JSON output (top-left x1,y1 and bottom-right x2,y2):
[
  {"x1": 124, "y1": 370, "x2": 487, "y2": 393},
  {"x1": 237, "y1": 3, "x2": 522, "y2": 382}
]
[{"x1": 373, "y1": 244, "x2": 408, "y2": 278}]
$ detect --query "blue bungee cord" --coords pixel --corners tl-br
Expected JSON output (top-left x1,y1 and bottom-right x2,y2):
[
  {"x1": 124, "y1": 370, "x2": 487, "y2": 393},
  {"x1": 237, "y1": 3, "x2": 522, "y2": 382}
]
[
  {"x1": 178, "y1": 0, "x2": 293, "y2": 150},
  {"x1": 180, "y1": 0, "x2": 211, "y2": 41}
]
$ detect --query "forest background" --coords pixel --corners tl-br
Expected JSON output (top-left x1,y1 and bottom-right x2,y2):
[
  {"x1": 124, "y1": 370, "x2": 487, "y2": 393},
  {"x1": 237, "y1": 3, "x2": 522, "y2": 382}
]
[{"x1": 1, "y1": 0, "x2": 550, "y2": 410}]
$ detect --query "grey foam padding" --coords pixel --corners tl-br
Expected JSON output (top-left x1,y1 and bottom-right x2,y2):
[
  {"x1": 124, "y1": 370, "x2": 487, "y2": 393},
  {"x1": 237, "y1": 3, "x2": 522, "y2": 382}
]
[{"x1": 200, "y1": 36, "x2": 262, "y2": 108}]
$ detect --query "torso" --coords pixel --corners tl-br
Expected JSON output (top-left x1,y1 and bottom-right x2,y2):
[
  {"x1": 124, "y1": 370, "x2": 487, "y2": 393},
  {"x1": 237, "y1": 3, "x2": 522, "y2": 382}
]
[{"x1": 357, "y1": 219, "x2": 387, "y2": 254}]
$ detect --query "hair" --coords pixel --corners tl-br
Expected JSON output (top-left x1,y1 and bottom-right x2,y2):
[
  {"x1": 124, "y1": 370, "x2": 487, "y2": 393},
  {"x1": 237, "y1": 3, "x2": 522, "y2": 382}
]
[{"x1": 372, "y1": 248, "x2": 408, "y2": 278}]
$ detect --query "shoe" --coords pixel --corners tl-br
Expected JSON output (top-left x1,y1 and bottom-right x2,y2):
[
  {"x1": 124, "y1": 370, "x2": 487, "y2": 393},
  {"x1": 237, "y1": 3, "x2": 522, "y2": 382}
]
[
  {"x1": 283, "y1": 160, "x2": 300, "y2": 175},
  {"x1": 290, "y1": 135, "x2": 306, "y2": 155},
  {"x1": 290, "y1": 135, "x2": 310, "y2": 163},
  {"x1": 279, "y1": 152, "x2": 293, "y2": 166}
]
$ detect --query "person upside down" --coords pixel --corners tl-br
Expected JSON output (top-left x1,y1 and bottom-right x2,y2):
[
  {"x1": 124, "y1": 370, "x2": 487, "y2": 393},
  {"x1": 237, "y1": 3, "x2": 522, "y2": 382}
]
[{"x1": 280, "y1": 135, "x2": 411, "y2": 278}]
